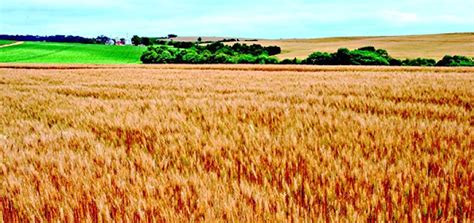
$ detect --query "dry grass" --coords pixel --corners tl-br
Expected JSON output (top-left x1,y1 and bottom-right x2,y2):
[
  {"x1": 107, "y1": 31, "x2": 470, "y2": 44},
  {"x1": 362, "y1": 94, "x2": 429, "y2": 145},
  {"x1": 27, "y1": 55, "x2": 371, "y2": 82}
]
[
  {"x1": 0, "y1": 64, "x2": 473, "y2": 222},
  {"x1": 237, "y1": 33, "x2": 474, "y2": 60}
]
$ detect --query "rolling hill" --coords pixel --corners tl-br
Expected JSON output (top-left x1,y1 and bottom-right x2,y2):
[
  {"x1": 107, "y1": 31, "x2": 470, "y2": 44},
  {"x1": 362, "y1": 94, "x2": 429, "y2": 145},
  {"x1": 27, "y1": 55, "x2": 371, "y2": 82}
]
[
  {"x1": 0, "y1": 33, "x2": 472, "y2": 64},
  {"x1": 0, "y1": 40, "x2": 15, "y2": 46},
  {"x1": 246, "y1": 33, "x2": 474, "y2": 60},
  {"x1": 171, "y1": 33, "x2": 474, "y2": 60}
]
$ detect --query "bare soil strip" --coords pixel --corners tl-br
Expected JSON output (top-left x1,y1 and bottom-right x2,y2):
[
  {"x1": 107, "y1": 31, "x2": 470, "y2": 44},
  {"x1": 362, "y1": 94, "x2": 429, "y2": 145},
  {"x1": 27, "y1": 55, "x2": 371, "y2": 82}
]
[{"x1": 0, "y1": 41, "x2": 24, "y2": 48}]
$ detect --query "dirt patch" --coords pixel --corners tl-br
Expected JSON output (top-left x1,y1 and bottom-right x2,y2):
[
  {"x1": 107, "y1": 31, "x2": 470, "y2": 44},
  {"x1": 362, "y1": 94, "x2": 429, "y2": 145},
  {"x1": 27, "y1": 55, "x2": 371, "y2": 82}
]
[{"x1": 0, "y1": 41, "x2": 24, "y2": 48}]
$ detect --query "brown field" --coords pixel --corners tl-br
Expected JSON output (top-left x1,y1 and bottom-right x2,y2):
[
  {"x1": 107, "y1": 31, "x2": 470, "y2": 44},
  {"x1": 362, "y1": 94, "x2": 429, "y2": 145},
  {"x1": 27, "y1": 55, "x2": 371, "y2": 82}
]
[
  {"x1": 231, "y1": 33, "x2": 474, "y2": 60},
  {"x1": 0, "y1": 64, "x2": 473, "y2": 221},
  {"x1": 170, "y1": 36, "x2": 256, "y2": 42}
]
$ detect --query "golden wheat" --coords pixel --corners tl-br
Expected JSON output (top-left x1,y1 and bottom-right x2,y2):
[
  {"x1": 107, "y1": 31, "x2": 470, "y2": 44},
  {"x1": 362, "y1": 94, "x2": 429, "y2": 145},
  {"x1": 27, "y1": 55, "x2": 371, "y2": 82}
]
[{"x1": 0, "y1": 65, "x2": 473, "y2": 222}]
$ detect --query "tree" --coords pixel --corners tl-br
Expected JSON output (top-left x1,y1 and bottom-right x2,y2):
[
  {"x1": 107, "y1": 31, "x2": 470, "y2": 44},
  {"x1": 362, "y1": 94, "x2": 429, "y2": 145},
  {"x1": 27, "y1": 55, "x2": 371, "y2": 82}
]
[
  {"x1": 375, "y1": 49, "x2": 390, "y2": 59},
  {"x1": 334, "y1": 48, "x2": 351, "y2": 65},
  {"x1": 142, "y1": 37, "x2": 152, "y2": 46},
  {"x1": 306, "y1": 52, "x2": 334, "y2": 65},
  {"x1": 206, "y1": 42, "x2": 225, "y2": 53},
  {"x1": 213, "y1": 53, "x2": 235, "y2": 64},
  {"x1": 249, "y1": 44, "x2": 264, "y2": 56},
  {"x1": 389, "y1": 58, "x2": 402, "y2": 66},
  {"x1": 265, "y1": 46, "x2": 281, "y2": 56},
  {"x1": 402, "y1": 58, "x2": 436, "y2": 66},
  {"x1": 96, "y1": 35, "x2": 111, "y2": 44},
  {"x1": 182, "y1": 50, "x2": 200, "y2": 63},
  {"x1": 0, "y1": 34, "x2": 97, "y2": 44},
  {"x1": 256, "y1": 55, "x2": 279, "y2": 64},
  {"x1": 358, "y1": 46, "x2": 376, "y2": 52},
  {"x1": 348, "y1": 50, "x2": 390, "y2": 65},
  {"x1": 436, "y1": 55, "x2": 474, "y2": 66},
  {"x1": 304, "y1": 47, "x2": 393, "y2": 66},
  {"x1": 280, "y1": 59, "x2": 294, "y2": 64},
  {"x1": 237, "y1": 54, "x2": 257, "y2": 64},
  {"x1": 140, "y1": 49, "x2": 159, "y2": 63},
  {"x1": 131, "y1": 35, "x2": 141, "y2": 46},
  {"x1": 197, "y1": 37, "x2": 202, "y2": 42},
  {"x1": 231, "y1": 43, "x2": 242, "y2": 52}
]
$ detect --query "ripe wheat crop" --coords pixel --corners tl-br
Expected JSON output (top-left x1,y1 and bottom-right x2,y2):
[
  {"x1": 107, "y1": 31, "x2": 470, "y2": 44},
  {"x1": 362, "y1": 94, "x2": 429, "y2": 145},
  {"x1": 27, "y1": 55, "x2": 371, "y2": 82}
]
[{"x1": 0, "y1": 64, "x2": 472, "y2": 222}]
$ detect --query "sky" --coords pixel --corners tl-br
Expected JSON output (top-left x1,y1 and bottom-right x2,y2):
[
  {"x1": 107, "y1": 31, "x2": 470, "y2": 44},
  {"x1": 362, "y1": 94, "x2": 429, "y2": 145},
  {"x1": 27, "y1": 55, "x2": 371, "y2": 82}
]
[{"x1": 1, "y1": 0, "x2": 473, "y2": 39}]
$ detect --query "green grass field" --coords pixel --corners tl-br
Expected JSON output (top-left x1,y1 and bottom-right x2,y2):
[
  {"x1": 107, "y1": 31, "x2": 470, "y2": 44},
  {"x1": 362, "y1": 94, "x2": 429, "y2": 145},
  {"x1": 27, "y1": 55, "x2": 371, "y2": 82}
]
[
  {"x1": 0, "y1": 40, "x2": 15, "y2": 46},
  {"x1": 0, "y1": 41, "x2": 146, "y2": 64}
]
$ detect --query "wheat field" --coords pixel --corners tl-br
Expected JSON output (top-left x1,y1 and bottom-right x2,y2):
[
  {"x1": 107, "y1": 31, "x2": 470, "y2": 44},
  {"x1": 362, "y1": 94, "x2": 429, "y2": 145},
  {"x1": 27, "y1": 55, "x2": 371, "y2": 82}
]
[{"x1": 0, "y1": 64, "x2": 473, "y2": 222}]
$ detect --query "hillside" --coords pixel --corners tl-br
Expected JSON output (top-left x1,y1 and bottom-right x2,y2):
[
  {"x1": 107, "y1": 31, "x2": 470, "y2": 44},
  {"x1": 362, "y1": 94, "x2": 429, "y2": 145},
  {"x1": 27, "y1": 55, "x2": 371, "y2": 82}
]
[
  {"x1": 0, "y1": 41, "x2": 146, "y2": 64},
  {"x1": 0, "y1": 40, "x2": 14, "y2": 46},
  {"x1": 170, "y1": 33, "x2": 474, "y2": 60},
  {"x1": 247, "y1": 33, "x2": 474, "y2": 60}
]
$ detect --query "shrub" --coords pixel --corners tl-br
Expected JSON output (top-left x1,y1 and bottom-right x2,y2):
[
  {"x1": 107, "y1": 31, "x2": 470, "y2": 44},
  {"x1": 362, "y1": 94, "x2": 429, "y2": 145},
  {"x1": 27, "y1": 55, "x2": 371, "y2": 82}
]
[
  {"x1": 402, "y1": 58, "x2": 436, "y2": 66},
  {"x1": 182, "y1": 51, "x2": 200, "y2": 63},
  {"x1": 389, "y1": 58, "x2": 403, "y2": 66},
  {"x1": 140, "y1": 46, "x2": 179, "y2": 64},
  {"x1": 280, "y1": 59, "x2": 294, "y2": 64},
  {"x1": 237, "y1": 54, "x2": 257, "y2": 64},
  {"x1": 436, "y1": 55, "x2": 474, "y2": 66},
  {"x1": 140, "y1": 50, "x2": 159, "y2": 63},
  {"x1": 375, "y1": 49, "x2": 390, "y2": 59},
  {"x1": 280, "y1": 58, "x2": 302, "y2": 65},
  {"x1": 215, "y1": 47, "x2": 235, "y2": 56},
  {"x1": 358, "y1": 46, "x2": 376, "y2": 52},
  {"x1": 348, "y1": 50, "x2": 390, "y2": 65},
  {"x1": 212, "y1": 53, "x2": 236, "y2": 64},
  {"x1": 206, "y1": 42, "x2": 226, "y2": 53},
  {"x1": 256, "y1": 55, "x2": 279, "y2": 64}
]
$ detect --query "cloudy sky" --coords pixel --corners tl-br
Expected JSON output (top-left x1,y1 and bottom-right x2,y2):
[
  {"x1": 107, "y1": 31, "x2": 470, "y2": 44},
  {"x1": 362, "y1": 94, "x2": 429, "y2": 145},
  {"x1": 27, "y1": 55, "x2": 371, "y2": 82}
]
[{"x1": 1, "y1": 0, "x2": 473, "y2": 39}]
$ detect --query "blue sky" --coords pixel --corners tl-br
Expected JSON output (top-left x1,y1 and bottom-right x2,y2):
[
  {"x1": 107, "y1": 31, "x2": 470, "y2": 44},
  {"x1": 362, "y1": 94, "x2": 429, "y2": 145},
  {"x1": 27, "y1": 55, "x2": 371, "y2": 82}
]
[{"x1": 1, "y1": 0, "x2": 473, "y2": 39}]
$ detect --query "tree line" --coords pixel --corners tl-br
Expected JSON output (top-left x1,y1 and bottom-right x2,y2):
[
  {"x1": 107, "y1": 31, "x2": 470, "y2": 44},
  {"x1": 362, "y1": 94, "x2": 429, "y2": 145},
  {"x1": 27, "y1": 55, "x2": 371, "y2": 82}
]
[
  {"x1": 141, "y1": 42, "x2": 473, "y2": 66},
  {"x1": 132, "y1": 35, "x2": 276, "y2": 53},
  {"x1": 286, "y1": 47, "x2": 474, "y2": 66},
  {"x1": 141, "y1": 42, "x2": 281, "y2": 64},
  {"x1": 0, "y1": 34, "x2": 97, "y2": 44},
  {"x1": 0, "y1": 34, "x2": 127, "y2": 45}
]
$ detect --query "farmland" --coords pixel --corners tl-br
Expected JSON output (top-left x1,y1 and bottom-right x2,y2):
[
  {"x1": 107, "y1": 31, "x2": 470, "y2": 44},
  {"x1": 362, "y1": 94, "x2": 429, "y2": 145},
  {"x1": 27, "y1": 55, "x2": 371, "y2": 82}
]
[
  {"x1": 240, "y1": 33, "x2": 474, "y2": 60},
  {"x1": 0, "y1": 42, "x2": 146, "y2": 64},
  {"x1": 0, "y1": 40, "x2": 15, "y2": 46},
  {"x1": 0, "y1": 64, "x2": 472, "y2": 221},
  {"x1": 1, "y1": 33, "x2": 473, "y2": 65}
]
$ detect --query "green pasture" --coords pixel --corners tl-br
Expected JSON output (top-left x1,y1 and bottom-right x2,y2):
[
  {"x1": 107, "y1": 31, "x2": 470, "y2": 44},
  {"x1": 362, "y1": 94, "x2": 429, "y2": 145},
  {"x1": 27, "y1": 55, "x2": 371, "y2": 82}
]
[
  {"x1": 0, "y1": 41, "x2": 146, "y2": 64},
  {"x1": 0, "y1": 40, "x2": 15, "y2": 46}
]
